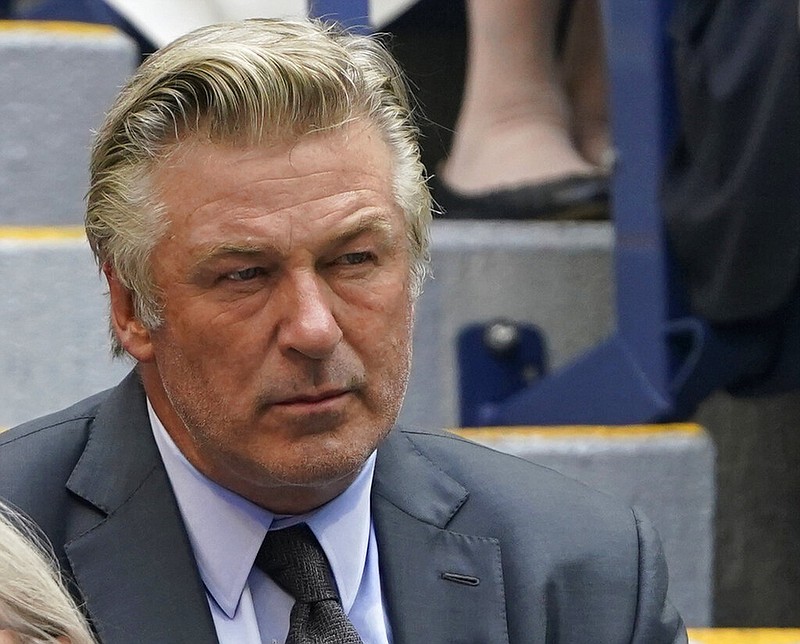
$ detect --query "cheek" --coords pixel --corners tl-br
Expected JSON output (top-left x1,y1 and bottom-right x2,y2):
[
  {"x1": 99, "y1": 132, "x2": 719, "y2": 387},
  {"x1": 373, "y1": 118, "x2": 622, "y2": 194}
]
[
  {"x1": 164, "y1": 299, "x2": 267, "y2": 357},
  {"x1": 363, "y1": 297, "x2": 414, "y2": 381},
  {"x1": 353, "y1": 285, "x2": 413, "y2": 343}
]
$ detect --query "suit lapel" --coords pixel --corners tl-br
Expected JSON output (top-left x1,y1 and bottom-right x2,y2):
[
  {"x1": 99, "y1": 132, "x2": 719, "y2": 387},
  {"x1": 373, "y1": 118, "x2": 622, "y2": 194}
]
[
  {"x1": 64, "y1": 372, "x2": 218, "y2": 644},
  {"x1": 373, "y1": 431, "x2": 510, "y2": 644}
]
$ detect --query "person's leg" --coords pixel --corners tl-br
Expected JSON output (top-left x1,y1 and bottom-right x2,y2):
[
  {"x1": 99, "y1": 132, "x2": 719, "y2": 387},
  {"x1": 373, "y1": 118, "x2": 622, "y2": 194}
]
[
  {"x1": 561, "y1": 0, "x2": 612, "y2": 168},
  {"x1": 440, "y1": 0, "x2": 595, "y2": 195}
]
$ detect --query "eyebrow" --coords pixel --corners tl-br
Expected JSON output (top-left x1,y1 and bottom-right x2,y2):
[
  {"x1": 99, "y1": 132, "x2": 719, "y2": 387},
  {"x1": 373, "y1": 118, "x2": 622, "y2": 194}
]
[
  {"x1": 189, "y1": 210, "x2": 399, "y2": 270},
  {"x1": 189, "y1": 243, "x2": 269, "y2": 272},
  {"x1": 331, "y1": 210, "x2": 397, "y2": 248}
]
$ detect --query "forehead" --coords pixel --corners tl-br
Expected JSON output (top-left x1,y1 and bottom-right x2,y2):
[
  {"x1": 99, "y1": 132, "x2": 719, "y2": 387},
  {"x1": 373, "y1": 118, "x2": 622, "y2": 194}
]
[{"x1": 149, "y1": 122, "x2": 403, "y2": 249}]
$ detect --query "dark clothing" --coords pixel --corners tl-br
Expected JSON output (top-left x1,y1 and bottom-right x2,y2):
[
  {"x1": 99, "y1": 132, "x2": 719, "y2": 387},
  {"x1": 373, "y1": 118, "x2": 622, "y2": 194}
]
[{"x1": 663, "y1": 0, "x2": 800, "y2": 324}]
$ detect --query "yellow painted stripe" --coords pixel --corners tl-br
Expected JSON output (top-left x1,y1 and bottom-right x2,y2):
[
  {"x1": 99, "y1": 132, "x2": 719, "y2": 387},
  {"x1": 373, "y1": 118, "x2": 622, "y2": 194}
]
[
  {"x1": 452, "y1": 423, "x2": 703, "y2": 441},
  {"x1": 688, "y1": 629, "x2": 800, "y2": 644},
  {"x1": 0, "y1": 226, "x2": 85, "y2": 241},
  {"x1": 0, "y1": 20, "x2": 118, "y2": 37}
]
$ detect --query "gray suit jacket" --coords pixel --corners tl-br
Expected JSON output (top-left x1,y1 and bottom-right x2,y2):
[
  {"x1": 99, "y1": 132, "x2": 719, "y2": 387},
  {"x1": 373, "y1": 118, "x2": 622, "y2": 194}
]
[{"x1": 0, "y1": 371, "x2": 686, "y2": 643}]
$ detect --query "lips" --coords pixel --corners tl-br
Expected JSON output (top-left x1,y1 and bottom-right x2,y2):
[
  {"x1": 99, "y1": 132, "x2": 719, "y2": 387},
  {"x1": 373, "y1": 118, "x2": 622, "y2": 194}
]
[{"x1": 273, "y1": 388, "x2": 351, "y2": 406}]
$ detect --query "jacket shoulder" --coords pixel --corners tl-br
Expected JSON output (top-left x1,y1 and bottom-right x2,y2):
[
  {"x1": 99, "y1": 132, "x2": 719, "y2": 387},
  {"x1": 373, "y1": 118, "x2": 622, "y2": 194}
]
[
  {"x1": 1, "y1": 388, "x2": 109, "y2": 445},
  {"x1": 396, "y1": 426, "x2": 624, "y2": 513},
  {"x1": 0, "y1": 389, "x2": 110, "y2": 494}
]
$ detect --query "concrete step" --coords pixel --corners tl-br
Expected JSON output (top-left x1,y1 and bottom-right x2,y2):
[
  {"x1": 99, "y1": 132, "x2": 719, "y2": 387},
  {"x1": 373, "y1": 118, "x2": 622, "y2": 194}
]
[
  {"x1": 0, "y1": 21, "x2": 136, "y2": 224},
  {"x1": 0, "y1": 227, "x2": 129, "y2": 428}
]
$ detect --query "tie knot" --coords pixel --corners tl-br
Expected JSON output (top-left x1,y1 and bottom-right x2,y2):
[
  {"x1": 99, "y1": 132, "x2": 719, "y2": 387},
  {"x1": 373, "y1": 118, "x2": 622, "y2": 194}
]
[{"x1": 256, "y1": 524, "x2": 340, "y2": 604}]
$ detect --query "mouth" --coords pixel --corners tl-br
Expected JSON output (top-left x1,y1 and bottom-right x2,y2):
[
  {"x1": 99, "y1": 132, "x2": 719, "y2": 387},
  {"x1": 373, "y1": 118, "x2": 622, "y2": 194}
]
[{"x1": 271, "y1": 388, "x2": 353, "y2": 411}]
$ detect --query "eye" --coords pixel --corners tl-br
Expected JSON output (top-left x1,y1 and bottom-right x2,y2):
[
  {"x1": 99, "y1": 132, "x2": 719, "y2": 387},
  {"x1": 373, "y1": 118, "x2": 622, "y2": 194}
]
[
  {"x1": 225, "y1": 267, "x2": 265, "y2": 282},
  {"x1": 336, "y1": 251, "x2": 374, "y2": 266}
]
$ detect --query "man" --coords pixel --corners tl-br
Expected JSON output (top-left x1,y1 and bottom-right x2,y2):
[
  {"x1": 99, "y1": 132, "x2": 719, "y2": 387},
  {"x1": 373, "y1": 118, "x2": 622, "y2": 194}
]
[{"x1": 0, "y1": 18, "x2": 687, "y2": 643}]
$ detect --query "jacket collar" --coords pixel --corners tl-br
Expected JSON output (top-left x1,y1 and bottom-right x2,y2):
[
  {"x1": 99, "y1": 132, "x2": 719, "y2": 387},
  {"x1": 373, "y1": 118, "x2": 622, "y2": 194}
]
[{"x1": 65, "y1": 371, "x2": 219, "y2": 643}]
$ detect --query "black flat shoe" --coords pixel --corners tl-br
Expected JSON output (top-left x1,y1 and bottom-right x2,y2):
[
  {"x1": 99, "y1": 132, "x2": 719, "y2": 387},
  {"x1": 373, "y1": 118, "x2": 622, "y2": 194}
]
[{"x1": 430, "y1": 173, "x2": 610, "y2": 221}]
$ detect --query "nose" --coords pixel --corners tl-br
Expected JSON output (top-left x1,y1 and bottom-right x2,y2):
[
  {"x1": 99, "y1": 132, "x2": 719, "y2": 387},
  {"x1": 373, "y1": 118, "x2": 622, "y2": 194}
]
[{"x1": 277, "y1": 272, "x2": 343, "y2": 360}]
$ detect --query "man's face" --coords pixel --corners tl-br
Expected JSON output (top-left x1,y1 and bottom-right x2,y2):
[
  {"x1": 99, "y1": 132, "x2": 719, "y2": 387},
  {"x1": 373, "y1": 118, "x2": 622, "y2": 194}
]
[{"x1": 116, "y1": 122, "x2": 415, "y2": 513}]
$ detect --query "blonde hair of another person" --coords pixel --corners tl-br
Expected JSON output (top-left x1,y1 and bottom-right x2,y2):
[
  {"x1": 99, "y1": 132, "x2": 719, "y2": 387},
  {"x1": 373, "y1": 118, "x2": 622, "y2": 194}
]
[
  {"x1": 0, "y1": 503, "x2": 95, "y2": 644},
  {"x1": 85, "y1": 18, "x2": 432, "y2": 357}
]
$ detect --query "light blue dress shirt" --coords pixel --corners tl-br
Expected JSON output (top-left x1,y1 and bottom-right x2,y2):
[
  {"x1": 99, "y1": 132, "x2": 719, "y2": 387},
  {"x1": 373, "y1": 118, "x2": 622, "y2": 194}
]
[{"x1": 147, "y1": 401, "x2": 392, "y2": 644}]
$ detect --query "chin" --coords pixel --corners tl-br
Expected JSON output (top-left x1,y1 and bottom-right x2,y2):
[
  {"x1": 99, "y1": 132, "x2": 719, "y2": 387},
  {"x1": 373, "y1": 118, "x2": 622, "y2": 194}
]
[
  {"x1": 229, "y1": 433, "x2": 377, "y2": 490},
  {"x1": 283, "y1": 441, "x2": 375, "y2": 485}
]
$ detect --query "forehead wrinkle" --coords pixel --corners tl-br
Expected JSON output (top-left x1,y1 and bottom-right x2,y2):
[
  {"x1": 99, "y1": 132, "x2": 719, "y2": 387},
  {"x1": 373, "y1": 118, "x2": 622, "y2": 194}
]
[
  {"x1": 189, "y1": 179, "x2": 393, "y2": 230},
  {"x1": 261, "y1": 170, "x2": 393, "y2": 208},
  {"x1": 183, "y1": 174, "x2": 293, "y2": 221},
  {"x1": 158, "y1": 134, "x2": 394, "y2": 225}
]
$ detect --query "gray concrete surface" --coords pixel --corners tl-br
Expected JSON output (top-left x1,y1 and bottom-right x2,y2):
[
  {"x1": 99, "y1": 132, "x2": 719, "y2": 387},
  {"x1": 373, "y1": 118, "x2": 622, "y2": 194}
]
[
  {"x1": 0, "y1": 233, "x2": 129, "y2": 428},
  {"x1": 0, "y1": 23, "x2": 137, "y2": 224}
]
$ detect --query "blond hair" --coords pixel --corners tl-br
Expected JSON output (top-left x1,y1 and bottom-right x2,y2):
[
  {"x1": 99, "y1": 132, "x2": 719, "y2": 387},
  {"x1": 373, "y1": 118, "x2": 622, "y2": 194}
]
[
  {"x1": 0, "y1": 502, "x2": 96, "y2": 644},
  {"x1": 85, "y1": 18, "x2": 432, "y2": 356}
]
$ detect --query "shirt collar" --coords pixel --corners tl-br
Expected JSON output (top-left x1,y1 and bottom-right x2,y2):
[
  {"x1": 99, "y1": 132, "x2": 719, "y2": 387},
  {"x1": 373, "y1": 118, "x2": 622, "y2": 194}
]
[{"x1": 147, "y1": 400, "x2": 376, "y2": 618}]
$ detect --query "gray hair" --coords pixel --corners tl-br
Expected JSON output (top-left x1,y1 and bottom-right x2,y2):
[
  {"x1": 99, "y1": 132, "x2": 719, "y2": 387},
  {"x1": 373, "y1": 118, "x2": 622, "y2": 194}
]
[
  {"x1": 0, "y1": 502, "x2": 96, "y2": 644},
  {"x1": 86, "y1": 18, "x2": 432, "y2": 356}
]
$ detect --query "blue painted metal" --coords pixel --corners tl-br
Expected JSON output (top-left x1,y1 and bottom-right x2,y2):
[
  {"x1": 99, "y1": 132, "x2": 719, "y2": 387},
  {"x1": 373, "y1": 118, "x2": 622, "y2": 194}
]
[
  {"x1": 495, "y1": 335, "x2": 671, "y2": 425},
  {"x1": 602, "y1": 0, "x2": 680, "y2": 393},
  {"x1": 308, "y1": 0, "x2": 371, "y2": 32},
  {"x1": 457, "y1": 322, "x2": 548, "y2": 427}
]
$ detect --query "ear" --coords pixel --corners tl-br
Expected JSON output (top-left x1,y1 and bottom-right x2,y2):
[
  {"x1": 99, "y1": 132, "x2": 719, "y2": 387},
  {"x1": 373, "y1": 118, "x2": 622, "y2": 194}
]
[{"x1": 104, "y1": 263, "x2": 156, "y2": 362}]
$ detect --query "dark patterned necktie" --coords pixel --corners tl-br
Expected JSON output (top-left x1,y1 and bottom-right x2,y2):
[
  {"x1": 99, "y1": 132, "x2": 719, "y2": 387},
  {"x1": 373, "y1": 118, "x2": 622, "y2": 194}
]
[{"x1": 255, "y1": 523, "x2": 363, "y2": 644}]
